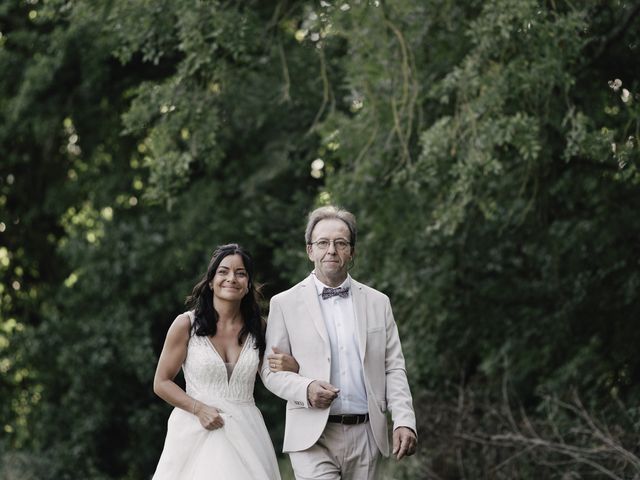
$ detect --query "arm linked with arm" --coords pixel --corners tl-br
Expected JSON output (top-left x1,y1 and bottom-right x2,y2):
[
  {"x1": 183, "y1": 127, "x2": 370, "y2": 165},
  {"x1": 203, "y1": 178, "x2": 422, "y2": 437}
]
[{"x1": 260, "y1": 296, "x2": 315, "y2": 407}]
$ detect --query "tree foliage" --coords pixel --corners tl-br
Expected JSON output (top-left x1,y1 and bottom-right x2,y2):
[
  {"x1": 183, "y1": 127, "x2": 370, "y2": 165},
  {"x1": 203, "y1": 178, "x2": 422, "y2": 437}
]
[
  {"x1": 1, "y1": 0, "x2": 639, "y2": 478},
  {"x1": 320, "y1": 0, "x2": 640, "y2": 477}
]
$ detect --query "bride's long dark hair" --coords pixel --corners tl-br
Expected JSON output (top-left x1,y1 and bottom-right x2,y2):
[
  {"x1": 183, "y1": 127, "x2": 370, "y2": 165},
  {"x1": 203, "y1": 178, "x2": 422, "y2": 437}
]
[{"x1": 185, "y1": 244, "x2": 265, "y2": 357}]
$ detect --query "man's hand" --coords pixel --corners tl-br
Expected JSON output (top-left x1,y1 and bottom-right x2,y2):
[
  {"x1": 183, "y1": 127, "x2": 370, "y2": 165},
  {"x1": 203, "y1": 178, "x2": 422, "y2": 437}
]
[
  {"x1": 307, "y1": 380, "x2": 339, "y2": 408},
  {"x1": 392, "y1": 426, "x2": 417, "y2": 460}
]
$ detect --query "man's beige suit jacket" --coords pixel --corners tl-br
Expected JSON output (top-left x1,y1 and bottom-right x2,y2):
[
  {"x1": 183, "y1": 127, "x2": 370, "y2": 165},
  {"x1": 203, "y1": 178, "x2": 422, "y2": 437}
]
[{"x1": 261, "y1": 274, "x2": 417, "y2": 456}]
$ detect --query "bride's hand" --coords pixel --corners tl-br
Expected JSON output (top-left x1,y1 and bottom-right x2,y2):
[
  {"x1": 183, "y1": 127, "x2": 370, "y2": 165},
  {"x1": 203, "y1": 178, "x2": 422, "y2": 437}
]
[
  {"x1": 194, "y1": 401, "x2": 224, "y2": 430},
  {"x1": 267, "y1": 347, "x2": 299, "y2": 373}
]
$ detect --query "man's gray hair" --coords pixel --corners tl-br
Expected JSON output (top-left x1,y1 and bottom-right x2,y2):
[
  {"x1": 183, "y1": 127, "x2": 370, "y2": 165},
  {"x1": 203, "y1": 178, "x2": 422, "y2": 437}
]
[{"x1": 304, "y1": 205, "x2": 357, "y2": 247}]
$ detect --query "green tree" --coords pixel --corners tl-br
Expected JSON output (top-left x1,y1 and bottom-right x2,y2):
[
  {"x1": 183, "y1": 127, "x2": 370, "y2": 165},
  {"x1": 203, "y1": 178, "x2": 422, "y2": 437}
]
[
  {"x1": 318, "y1": 0, "x2": 640, "y2": 477},
  {"x1": 3, "y1": 0, "x2": 640, "y2": 478},
  {"x1": 1, "y1": 0, "x2": 326, "y2": 477}
]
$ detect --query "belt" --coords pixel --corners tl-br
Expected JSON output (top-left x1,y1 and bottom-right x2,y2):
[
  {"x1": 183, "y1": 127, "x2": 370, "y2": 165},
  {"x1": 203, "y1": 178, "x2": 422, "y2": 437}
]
[{"x1": 327, "y1": 414, "x2": 369, "y2": 425}]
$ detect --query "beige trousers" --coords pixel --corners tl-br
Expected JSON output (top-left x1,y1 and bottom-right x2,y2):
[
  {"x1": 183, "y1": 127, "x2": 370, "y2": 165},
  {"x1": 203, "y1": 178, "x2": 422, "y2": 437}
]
[{"x1": 288, "y1": 422, "x2": 380, "y2": 480}]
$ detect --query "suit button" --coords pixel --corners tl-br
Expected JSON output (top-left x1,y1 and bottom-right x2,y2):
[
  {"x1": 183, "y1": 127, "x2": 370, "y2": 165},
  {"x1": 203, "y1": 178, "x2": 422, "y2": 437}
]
[{"x1": 327, "y1": 358, "x2": 331, "y2": 363}]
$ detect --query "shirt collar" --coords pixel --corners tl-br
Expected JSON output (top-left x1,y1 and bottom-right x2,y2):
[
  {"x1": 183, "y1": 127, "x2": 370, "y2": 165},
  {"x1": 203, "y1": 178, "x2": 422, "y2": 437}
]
[{"x1": 311, "y1": 271, "x2": 351, "y2": 296}]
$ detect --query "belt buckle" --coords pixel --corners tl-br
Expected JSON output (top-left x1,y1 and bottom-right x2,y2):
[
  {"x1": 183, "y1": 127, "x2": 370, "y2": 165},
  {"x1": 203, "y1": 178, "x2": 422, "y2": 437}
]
[
  {"x1": 331, "y1": 414, "x2": 365, "y2": 425},
  {"x1": 348, "y1": 414, "x2": 361, "y2": 425}
]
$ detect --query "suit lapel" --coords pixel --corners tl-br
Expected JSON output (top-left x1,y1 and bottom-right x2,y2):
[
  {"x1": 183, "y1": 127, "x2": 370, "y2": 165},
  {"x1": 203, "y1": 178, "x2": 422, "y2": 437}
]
[
  {"x1": 351, "y1": 279, "x2": 368, "y2": 361},
  {"x1": 301, "y1": 275, "x2": 329, "y2": 345}
]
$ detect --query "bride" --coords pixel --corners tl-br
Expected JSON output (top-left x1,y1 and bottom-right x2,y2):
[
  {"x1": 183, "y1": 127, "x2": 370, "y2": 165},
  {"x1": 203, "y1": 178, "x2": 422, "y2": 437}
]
[{"x1": 152, "y1": 244, "x2": 298, "y2": 479}]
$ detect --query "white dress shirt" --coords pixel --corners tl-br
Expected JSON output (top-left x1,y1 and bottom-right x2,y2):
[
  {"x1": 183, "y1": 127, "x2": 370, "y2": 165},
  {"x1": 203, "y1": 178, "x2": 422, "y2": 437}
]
[{"x1": 312, "y1": 273, "x2": 368, "y2": 415}]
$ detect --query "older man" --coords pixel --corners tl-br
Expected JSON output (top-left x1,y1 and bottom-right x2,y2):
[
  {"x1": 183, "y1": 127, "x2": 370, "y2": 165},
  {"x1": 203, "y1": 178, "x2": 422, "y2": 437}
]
[{"x1": 262, "y1": 205, "x2": 417, "y2": 479}]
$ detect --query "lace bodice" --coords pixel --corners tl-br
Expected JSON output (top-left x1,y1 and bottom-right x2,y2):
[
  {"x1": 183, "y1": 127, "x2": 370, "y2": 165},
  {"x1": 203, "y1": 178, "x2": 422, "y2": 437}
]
[{"x1": 183, "y1": 312, "x2": 259, "y2": 404}]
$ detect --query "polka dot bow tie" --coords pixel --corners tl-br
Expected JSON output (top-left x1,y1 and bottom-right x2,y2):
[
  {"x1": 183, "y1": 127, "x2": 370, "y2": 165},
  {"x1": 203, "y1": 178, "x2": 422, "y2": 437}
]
[{"x1": 321, "y1": 286, "x2": 350, "y2": 300}]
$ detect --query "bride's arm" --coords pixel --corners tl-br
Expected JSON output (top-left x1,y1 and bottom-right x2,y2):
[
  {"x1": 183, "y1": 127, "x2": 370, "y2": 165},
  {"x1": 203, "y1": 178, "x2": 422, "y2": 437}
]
[
  {"x1": 260, "y1": 298, "x2": 314, "y2": 406},
  {"x1": 266, "y1": 347, "x2": 299, "y2": 373},
  {"x1": 257, "y1": 318, "x2": 299, "y2": 373},
  {"x1": 153, "y1": 313, "x2": 223, "y2": 430},
  {"x1": 153, "y1": 313, "x2": 192, "y2": 410}
]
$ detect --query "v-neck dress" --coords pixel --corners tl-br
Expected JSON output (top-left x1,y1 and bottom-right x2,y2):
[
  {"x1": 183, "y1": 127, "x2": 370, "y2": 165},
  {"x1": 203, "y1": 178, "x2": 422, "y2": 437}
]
[{"x1": 153, "y1": 311, "x2": 281, "y2": 480}]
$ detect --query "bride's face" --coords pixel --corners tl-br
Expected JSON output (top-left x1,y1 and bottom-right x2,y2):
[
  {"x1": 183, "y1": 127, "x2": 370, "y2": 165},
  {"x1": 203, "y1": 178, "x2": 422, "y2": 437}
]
[{"x1": 210, "y1": 254, "x2": 249, "y2": 303}]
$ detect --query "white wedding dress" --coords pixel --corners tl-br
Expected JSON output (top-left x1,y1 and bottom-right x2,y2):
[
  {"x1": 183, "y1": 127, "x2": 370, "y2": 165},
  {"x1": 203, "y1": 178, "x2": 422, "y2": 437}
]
[{"x1": 153, "y1": 312, "x2": 281, "y2": 480}]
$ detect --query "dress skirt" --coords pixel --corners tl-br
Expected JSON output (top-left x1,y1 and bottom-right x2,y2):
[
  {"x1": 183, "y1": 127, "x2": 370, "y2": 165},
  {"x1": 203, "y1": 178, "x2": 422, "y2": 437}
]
[{"x1": 153, "y1": 397, "x2": 281, "y2": 480}]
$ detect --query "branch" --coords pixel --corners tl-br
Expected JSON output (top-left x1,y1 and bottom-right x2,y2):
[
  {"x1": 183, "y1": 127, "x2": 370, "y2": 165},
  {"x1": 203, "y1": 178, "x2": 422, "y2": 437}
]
[
  {"x1": 306, "y1": 47, "x2": 333, "y2": 135},
  {"x1": 277, "y1": 39, "x2": 291, "y2": 103}
]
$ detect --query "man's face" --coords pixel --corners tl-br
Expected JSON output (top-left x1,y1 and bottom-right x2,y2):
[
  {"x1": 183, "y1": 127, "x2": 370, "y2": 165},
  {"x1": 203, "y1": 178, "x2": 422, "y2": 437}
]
[{"x1": 306, "y1": 218, "x2": 353, "y2": 287}]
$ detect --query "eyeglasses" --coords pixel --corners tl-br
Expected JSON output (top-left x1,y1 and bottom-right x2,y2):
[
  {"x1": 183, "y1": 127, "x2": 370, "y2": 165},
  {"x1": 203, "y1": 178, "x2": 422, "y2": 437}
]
[{"x1": 309, "y1": 238, "x2": 352, "y2": 251}]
